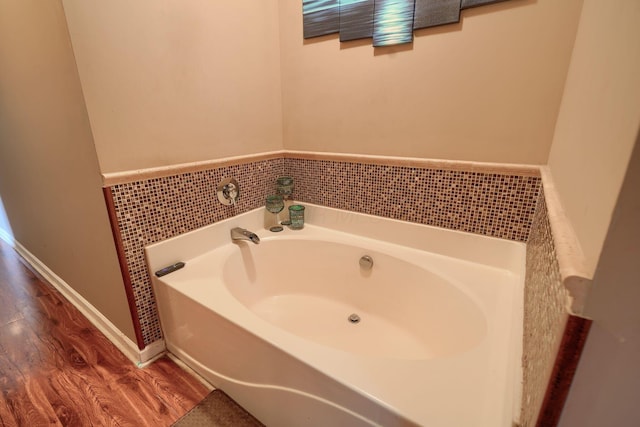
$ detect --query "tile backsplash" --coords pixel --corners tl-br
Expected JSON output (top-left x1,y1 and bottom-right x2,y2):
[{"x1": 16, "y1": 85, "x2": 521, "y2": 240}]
[
  {"x1": 520, "y1": 188, "x2": 568, "y2": 426},
  {"x1": 109, "y1": 159, "x2": 285, "y2": 344},
  {"x1": 107, "y1": 154, "x2": 541, "y2": 346},
  {"x1": 286, "y1": 157, "x2": 540, "y2": 242}
]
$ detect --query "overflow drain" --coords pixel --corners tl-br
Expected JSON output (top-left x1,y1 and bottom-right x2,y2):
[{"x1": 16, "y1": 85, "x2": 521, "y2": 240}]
[
  {"x1": 348, "y1": 313, "x2": 361, "y2": 324},
  {"x1": 359, "y1": 255, "x2": 374, "y2": 270}
]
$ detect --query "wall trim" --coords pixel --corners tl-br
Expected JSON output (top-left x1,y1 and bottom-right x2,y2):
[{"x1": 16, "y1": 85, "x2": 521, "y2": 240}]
[
  {"x1": 535, "y1": 315, "x2": 592, "y2": 427},
  {"x1": 103, "y1": 187, "x2": 146, "y2": 350},
  {"x1": 102, "y1": 150, "x2": 541, "y2": 187},
  {"x1": 12, "y1": 239, "x2": 159, "y2": 366},
  {"x1": 284, "y1": 150, "x2": 542, "y2": 176},
  {"x1": 101, "y1": 150, "x2": 285, "y2": 186},
  {"x1": 540, "y1": 167, "x2": 592, "y2": 315}
]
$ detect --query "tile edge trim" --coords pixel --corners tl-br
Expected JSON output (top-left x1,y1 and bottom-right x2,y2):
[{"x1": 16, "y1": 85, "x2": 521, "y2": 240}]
[
  {"x1": 540, "y1": 166, "x2": 592, "y2": 315},
  {"x1": 102, "y1": 150, "x2": 542, "y2": 187},
  {"x1": 284, "y1": 151, "x2": 542, "y2": 176},
  {"x1": 101, "y1": 151, "x2": 286, "y2": 187},
  {"x1": 535, "y1": 315, "x2": 592, "y2": 427}
]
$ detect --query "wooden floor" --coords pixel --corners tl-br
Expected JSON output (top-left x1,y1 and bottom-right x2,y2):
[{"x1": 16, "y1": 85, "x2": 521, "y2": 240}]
[{"x1": 0, "y1": 239, "x2": 209, "y2": 426}]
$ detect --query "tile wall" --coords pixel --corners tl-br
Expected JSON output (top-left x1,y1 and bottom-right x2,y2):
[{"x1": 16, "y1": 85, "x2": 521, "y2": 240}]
[
  {"x1": 109, "y1": 159, "x2": 285, "y2": 344},
  {"x1": 286, "y1": 157, "x2": 541, "y2": 241},
  {"x1": 520, "y1": 188, "x2": 569, "y2": 426}
]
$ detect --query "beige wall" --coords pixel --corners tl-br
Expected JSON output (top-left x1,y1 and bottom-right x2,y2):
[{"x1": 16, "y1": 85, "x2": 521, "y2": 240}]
[
  {"x1": 548, "y1": 0, "x2": 640, "y2": 275},
  {"x1": 279, "y1": 0, "x2": 583, "y2": 164},
  {"x1": 62, "y1": 0, "x2": 284, "y2": 173},
  {"x1": 64, "y1": 0, "x2": 583, "y2": 172},
  {"x1": 0, "y1": 0, "x2": 135, "y2": 342}
]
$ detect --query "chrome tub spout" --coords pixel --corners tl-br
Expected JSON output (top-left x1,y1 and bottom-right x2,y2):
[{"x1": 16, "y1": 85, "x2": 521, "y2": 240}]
[{"x1": 230, "y1": 227, "x2": 260, "y2": 244}]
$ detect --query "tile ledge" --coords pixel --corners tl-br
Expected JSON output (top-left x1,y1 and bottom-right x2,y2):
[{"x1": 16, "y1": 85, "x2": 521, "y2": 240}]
[
  {"x1": 540, "y1": 166, "x2": 592, "y2": 316},
  {"x1": 101, "y1": 151, "x2": 286, "y2": 187},
  {"x1": 285, "y1": 151, "x2": 541, "y2": 176},
  {"x1": 102, "y1": 150, "x2": 541, "y2": 186}
]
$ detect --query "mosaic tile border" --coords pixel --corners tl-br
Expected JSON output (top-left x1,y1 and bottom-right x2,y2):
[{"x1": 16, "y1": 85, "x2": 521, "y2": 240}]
[
  {"x1": 286, "y1": 157, "x2": 541, "y2": 242},
  {"x1": 109, "y1": 159, "x2": 285, "y2": 345},
  {"x1": 520, "y1": 189, "x2": 571, "y2": 427},
  {"x1": 106, "y1": 154, "x2": 541, "y2": 347}
]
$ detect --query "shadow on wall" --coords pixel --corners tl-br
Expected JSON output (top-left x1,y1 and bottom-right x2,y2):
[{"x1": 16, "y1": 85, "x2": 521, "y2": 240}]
[{"x1": 0, "y1": 195, "x2": 14, "y2": 245}]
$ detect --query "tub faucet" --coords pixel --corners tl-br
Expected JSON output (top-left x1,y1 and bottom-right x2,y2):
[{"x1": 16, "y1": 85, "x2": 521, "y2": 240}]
[{"x1": 230, "y1": 227, "x2": 260, "y2": 244}]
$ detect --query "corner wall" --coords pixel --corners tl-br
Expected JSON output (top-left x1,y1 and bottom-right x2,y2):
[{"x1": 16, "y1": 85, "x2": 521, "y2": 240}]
[
  {"x1": 0, "y1": 0, "x2": 135, "y2": 343},
  {"x1": 559, "y1": 132, "x2": 640, "y2": 427},
  {"x1": 548, "y1": 0, "x2": 640, "y2": 275}
]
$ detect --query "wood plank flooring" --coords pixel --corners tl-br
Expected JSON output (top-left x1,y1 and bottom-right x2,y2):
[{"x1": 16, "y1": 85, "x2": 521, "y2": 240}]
[{"x1": 0, "y1": 239, "x2": 209, "y2": 426}]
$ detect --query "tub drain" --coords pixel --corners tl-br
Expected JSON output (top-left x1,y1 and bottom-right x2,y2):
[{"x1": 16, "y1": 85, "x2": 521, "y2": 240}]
[{"x1": 348, "y1": 313, "x2": 361, "y2": 324}]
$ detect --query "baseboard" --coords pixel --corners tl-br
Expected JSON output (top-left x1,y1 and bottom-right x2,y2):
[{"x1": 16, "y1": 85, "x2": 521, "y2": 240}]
[
  {"x1": 13, "y1": 240, "x2": 165, "y2": 365},
  {"x1": 138, "y1": 339, "x2": 167, "y2": 366}
]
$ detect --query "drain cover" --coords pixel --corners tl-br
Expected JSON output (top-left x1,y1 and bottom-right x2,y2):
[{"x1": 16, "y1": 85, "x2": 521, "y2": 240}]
[{"x1": 348, "y1": 313, "x2": 361, "y2": 324}]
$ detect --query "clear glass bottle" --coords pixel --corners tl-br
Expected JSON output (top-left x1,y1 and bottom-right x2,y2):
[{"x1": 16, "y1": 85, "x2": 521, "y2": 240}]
[{"x1": 276, "y1": 176, "x2": 294, "y2": 225}]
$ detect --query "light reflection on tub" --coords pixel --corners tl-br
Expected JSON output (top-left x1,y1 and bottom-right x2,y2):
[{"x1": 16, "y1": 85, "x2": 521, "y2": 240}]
[{"x1": 223, "y1": 239, "x2": 487, "y2": 360}]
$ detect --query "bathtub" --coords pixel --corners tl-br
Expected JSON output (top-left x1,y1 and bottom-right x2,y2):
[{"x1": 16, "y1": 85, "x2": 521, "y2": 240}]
[{"x1": 145, "y1": 203, "x2": 524, "y2": 426}]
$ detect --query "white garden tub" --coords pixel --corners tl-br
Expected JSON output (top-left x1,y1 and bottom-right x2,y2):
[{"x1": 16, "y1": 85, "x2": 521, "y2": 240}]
[{"x1": 145, "y1": 203, "x2": 524, "y2": 426}]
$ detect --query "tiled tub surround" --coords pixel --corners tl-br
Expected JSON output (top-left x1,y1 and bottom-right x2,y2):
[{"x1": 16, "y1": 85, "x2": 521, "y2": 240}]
[
  {"x1": 286, "y1": 156, "x2": 540, "y2": 242},
  {"x1": 103, "y1": 151, "x2": 587, "y2": 425},
  {"x1": 105, "y1": 153, "x2": 542, "y2": 347},
  {"x1": 521, "y1": 190, "x2": 568, "y2": 426},
  {"x1": 107, "y1": 158, "x2": 286, "y2": 345},
  {"x1": 521, "y1": 183, "x2": 592, "y2": 426}
]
